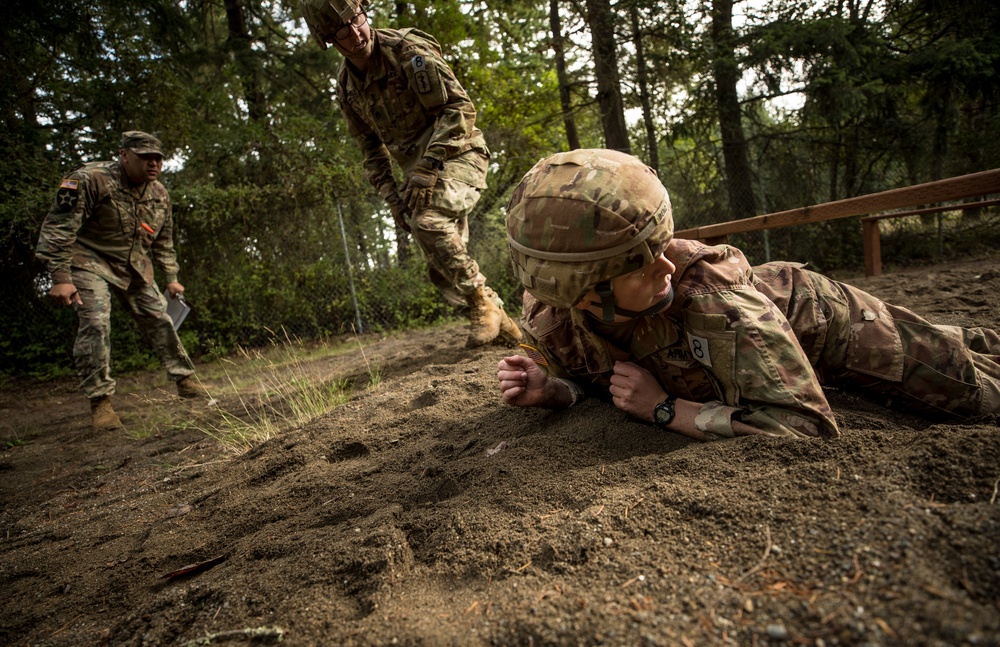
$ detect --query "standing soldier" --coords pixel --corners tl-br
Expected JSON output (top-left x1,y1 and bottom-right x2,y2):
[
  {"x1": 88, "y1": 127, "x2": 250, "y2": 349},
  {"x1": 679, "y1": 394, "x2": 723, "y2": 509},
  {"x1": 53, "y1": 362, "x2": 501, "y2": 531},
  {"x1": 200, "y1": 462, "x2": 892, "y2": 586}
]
[
  {"x1": 497, "y1": 149, "x2": 1000, "y2": 440},
  {"x1": 300, "y1": 0, "x2": 522, "y2": 348},
  {"x1": 36, "y1": 131, "x2": 208, "y2": 431}
]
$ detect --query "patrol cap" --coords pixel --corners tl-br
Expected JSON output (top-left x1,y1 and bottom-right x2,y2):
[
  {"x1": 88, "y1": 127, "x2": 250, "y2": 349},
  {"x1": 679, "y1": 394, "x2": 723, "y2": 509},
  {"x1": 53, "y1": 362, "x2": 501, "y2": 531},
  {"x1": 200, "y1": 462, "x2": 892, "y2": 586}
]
[
  {"x1": 300, "y1": 0, "x2": 368, "y2": 50},
  {"x1": 121, "y1": 131, "x2": 163, "y2": 156},
  {"x1": 505, "y1": 149, "x2": 674, "y2": 309}
]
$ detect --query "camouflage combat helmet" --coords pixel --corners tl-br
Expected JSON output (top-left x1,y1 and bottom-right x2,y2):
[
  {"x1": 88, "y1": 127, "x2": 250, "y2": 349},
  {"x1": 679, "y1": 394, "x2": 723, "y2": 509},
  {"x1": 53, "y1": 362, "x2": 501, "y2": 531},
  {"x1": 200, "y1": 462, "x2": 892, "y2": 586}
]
[
  {"x1": 301, "y1": 0, "x2": 368, "y2": 49},
  {"x1": 506, "y1": 149, "x2": 674, "y2": 320}
]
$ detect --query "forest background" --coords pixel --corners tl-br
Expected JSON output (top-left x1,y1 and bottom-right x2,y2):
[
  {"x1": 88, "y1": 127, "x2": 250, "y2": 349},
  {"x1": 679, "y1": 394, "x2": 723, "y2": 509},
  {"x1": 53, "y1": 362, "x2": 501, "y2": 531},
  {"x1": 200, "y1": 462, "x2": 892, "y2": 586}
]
[{"x1": 2, "y1": 0, "x2": 1000, "y2": 379}]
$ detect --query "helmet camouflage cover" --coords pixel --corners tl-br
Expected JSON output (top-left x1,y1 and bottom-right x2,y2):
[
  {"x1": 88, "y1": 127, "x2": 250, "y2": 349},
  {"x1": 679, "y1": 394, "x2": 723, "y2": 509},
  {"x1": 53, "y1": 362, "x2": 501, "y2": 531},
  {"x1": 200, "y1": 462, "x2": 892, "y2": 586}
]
[
  {"x1": 505, "y1": 149, "x2": 674, "y2": 309},
  {"x1": 300, "y1": 0, "x2": 367, "y2": 49}
]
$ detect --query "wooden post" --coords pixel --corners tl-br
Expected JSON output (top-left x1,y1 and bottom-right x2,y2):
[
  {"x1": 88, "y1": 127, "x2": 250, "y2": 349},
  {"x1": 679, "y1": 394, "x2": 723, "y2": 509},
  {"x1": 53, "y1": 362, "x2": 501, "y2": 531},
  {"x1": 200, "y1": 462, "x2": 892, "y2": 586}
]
[{"x1": 862, "y1": 218, "x2": 882, "y2": 277}]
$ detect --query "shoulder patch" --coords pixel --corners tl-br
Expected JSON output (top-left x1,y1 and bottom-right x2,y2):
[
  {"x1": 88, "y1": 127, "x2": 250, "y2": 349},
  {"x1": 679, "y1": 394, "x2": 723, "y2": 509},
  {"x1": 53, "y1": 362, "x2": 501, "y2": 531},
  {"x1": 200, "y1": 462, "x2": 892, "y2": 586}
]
[
  {"x1": 55, "y1": 179, "x2": 80, "y2": 212},
  {"x1": 412, "y1": 54, "x2": 434, "y2": 94}
]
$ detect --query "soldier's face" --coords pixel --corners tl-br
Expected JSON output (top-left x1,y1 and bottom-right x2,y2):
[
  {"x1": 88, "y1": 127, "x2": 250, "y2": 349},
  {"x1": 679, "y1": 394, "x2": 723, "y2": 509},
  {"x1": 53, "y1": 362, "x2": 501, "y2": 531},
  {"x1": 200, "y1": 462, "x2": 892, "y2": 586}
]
[
  {"x1": 329, "y1": 11, "x2": 373, "y2": 61},
  {"x1": 120, "y1": 149, "x2": 163, "y2": 185},
  {"x1": 576, "y1": 254, "x2": 676, "y2": 321}
]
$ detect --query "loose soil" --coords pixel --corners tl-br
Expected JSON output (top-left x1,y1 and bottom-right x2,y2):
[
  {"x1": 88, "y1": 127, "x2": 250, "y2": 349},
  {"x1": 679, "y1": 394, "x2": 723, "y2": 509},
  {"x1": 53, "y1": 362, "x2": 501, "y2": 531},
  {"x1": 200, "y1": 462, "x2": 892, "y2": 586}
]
[{"x1": 2, "y1": 257, "x2": 999, "y2": 647}]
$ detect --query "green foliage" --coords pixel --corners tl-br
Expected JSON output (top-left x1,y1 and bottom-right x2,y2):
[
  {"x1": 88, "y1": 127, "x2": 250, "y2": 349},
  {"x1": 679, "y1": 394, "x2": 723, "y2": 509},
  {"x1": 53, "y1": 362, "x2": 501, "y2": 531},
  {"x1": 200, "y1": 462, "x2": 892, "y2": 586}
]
[{"x1": 4, "y1": 0, "x2": 1000, "y2": 377}]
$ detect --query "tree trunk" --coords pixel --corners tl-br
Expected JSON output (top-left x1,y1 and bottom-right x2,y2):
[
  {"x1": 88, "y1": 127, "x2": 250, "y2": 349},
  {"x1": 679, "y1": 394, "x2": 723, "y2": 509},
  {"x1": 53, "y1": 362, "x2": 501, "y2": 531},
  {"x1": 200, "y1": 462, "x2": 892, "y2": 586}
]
[
  {"x1": 223, "y1": 0, "x2": 267, "y2": 124},
  {"x1": 585, "y1": 0, "x2": 630, "y2": 153},
  {"x1": 628, "y1": 2, "x2": 658, "y2": 172},
  {"x1": 550, "y1": 0, "x2": 581, "y2": 150},
  {"x1": 710, "y1": 0, "x2": 755, "y2": 218}
]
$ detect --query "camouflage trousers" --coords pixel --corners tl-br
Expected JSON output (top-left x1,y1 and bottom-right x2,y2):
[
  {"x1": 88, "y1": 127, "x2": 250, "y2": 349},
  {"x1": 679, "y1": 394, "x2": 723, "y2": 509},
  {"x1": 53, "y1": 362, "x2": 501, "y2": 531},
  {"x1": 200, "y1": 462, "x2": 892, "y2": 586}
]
[
  {"x1": 72, "y1": 268, "x2": 195, "y2": 400},
  {"x1": 804, "y1": 270, "x2": 1000, "y2": 418},
  {"x1": 852, "y1": 305, "x2": 1000, "y2": 417},
  {"x1": 409, "y1": 153, "x2": 503, "y2": 310}
]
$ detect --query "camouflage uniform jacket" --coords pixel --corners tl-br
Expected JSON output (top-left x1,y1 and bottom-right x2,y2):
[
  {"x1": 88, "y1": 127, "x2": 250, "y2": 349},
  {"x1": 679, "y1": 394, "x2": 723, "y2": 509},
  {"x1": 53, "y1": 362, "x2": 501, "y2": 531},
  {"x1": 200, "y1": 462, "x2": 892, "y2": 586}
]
[
  {"x1": 336, "y1": 28, "x2": 489, "y2": 195},
  {"x1": 521, "y1": 238, "x2": 908, "y2": 440},
  {"x1": 36, "y1": 160, "x2": 178, "y2": 289}
]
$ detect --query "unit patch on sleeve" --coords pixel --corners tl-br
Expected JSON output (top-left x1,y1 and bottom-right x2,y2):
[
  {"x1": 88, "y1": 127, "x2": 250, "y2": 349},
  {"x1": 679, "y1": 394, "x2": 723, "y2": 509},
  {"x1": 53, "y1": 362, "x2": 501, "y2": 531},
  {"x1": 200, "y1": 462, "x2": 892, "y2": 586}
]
[{"x1": 56, "y1": 179, "x2": 80, "y2": 212}]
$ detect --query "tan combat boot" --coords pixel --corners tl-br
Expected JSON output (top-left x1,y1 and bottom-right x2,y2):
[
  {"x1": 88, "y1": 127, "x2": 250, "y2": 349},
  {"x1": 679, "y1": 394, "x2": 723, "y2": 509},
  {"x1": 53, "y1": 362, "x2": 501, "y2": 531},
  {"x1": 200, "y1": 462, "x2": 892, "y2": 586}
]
[
  {"x1": 176, "y1": 376, "x2": 210, "y2": 400},
  {"x1": 90, "y1": 396, "x2": 123, "y2": 430},
  {"x1": 465, "y1": 286, "x2": 523, "y2": 348}
]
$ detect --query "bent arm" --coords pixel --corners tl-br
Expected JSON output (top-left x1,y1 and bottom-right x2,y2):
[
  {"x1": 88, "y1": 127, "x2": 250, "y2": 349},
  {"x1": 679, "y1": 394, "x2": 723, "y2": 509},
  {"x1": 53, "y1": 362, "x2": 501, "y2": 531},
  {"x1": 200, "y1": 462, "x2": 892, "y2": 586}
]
[
  {"x1": 403, "y1": 44, "x2": 482, "y2": 164},
  {"x1": 681, "y1": 289, "x2": 840, "y2": 439},
  {"x1": 497, "y1": 355, "x2": 581, "y2": 410},
  {"x1": 149, "y1": 193, "x2": 180, "y2": 284},
  {"x1": 610, "y1": 361, "x2": 782, "y2": 441}
]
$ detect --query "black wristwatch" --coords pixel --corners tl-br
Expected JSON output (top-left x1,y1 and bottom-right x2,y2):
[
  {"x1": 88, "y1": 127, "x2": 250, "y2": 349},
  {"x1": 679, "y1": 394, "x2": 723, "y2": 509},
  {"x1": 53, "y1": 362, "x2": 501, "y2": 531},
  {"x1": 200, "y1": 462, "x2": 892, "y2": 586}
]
[{"x1": 653, "y1": 395, "x2": 677, "y2": 429}]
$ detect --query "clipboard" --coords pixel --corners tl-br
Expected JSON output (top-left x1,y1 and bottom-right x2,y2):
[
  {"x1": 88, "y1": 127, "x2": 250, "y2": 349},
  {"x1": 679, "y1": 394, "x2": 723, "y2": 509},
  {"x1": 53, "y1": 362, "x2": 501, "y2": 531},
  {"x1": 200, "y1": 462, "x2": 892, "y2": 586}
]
[{"x1": 166, "y1": 294, "x2": 192, "y2": 331}]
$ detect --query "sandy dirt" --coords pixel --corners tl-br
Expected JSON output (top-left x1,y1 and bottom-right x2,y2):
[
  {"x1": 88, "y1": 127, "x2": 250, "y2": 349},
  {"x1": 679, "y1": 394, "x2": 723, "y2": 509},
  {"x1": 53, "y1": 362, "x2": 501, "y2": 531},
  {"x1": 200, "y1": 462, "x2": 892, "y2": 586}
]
[{"x1": 2, "y1": 257, "x2": 999, "y2": 647}]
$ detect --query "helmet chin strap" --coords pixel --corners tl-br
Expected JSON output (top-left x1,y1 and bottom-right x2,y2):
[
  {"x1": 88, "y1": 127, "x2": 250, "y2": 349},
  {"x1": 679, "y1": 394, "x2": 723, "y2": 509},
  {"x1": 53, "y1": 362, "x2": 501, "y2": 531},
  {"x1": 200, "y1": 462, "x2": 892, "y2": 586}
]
[{"x1": 592, "y1": 281, "x2": 672, "y2": 322}]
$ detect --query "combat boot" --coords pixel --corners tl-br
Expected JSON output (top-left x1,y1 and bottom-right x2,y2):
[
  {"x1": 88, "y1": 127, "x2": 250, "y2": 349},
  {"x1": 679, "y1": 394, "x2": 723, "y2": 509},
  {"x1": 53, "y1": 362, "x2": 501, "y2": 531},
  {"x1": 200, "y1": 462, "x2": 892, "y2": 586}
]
[
  {"x1": 90, "y1": 396, "x2": 123, "y2": 430},
  {"x1": 465, "y1": 286, "x2": 523, "y2": 349},
  {"x1": 176, "y1": 376, "x2": 210, "y2": 400}
]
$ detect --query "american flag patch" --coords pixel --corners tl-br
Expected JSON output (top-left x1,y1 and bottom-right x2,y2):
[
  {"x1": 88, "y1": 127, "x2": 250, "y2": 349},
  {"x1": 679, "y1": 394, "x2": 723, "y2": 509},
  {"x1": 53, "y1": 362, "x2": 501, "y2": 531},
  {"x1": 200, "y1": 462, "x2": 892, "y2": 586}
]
[
  {"x1": 60, "y1": 179, "x2": 79, "y2": 190},
  {"x1": 520, "y1": 344, "x2": 548, "y2": 366}
]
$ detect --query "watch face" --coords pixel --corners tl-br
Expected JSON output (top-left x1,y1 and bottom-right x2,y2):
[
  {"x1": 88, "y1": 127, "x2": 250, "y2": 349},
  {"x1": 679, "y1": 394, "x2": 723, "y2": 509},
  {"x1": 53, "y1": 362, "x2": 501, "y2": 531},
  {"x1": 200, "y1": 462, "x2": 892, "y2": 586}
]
[{"x1": 654, "y1": 400, "x2": 675, "y2": 426}]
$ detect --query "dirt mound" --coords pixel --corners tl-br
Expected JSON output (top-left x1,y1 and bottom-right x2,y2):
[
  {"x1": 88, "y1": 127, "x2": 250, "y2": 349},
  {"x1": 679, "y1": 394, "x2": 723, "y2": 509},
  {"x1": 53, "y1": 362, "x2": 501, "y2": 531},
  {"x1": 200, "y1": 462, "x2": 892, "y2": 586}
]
[{"x1": 2, "y1": 258, "x2": 999, "y2": 646}]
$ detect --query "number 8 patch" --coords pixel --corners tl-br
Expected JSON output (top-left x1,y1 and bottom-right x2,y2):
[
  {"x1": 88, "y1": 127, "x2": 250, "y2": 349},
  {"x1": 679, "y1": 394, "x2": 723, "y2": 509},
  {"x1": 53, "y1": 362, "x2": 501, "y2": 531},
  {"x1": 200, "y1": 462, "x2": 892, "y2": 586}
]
[
  {"x1": 413, "y1": 55, "x2": 432, "y2": 94},
  {"x1": 687, "y1": 333, "x2": 713, "y2": 368}
]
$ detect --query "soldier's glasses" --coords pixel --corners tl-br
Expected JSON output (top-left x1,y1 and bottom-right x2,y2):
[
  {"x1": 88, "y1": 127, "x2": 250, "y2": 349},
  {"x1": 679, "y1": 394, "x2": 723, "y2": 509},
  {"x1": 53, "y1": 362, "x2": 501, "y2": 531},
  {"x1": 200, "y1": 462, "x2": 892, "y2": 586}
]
[{"x1": 328, "y1": 12, "x2": 368, "y2": 42}]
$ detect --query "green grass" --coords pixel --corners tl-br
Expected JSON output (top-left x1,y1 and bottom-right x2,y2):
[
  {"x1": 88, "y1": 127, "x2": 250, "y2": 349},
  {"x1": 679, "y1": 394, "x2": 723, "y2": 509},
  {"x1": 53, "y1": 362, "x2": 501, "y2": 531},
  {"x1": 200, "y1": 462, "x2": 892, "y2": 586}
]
[
  {"x1": 1, "y1": 420, "x2": 39, "y2": 450},
  {"x1": 188, "y1": 328, "x2": 379, "y2": 454},
  {"x1": 354, "y1": 333, "x2": 382, "y2": 392},
  {"x1": 40, "y1": 327, "x2": 388, "y2": 455}
]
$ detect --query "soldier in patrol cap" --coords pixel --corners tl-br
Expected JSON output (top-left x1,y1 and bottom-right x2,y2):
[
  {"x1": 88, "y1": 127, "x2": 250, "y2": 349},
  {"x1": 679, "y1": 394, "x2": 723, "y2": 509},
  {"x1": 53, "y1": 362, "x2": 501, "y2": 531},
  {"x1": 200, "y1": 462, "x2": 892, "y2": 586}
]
[
  {"x1": 497, "y1": 149, "x2": 1000, "y2": 440},
  {"x1": 36, "y1": 130, "x2": 210, "y2": 431},
  {"x1": 300, "y1": 0, "x2": 522, "y2": 349}
]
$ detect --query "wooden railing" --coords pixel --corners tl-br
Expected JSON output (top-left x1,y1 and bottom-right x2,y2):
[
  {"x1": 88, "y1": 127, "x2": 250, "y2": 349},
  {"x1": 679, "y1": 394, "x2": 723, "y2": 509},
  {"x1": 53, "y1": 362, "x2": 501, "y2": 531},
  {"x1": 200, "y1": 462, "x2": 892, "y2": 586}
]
[
  {"x1": 860, "y1": 198, "x2": 1000, "y2": 276},
  {"x1": 674, "y1": 168, "x2": 1000, "y2": 276}
]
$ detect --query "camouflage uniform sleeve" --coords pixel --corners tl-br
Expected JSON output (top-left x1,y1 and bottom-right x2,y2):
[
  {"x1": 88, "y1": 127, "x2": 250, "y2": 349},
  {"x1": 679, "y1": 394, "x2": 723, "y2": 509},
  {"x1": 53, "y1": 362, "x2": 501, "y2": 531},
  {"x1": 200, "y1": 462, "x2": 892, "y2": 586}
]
[
  {"x1": 518, "y1": 332, "x2": 587, "y2": 407},
  {"x1": 149, "y1": 188, "x2": 180, "y2": 284},
  {"x1": 336, "y1": 82, "x2": 397, "y2": 196},
  {"x1": 400, "y1": 42, "x2": 480, "y2": 164},
  {"x1": 684, "y1": 289, "x2": 840, "y2": 440},
  {"x1": 519, "y1": 295, "x2": 593, "y2": 407},
  {"x1": 35, "y1": 170, "x2": 93, "y2": 284}
]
